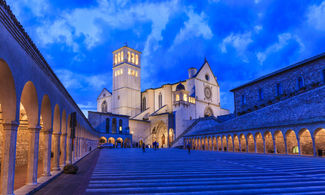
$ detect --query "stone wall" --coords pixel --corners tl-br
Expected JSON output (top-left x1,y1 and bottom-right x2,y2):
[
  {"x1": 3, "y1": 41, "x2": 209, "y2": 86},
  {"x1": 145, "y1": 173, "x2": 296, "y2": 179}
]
[
  {"x1": 16, "y1": 126, "x2": 29, "y2": 167},
  {"x1": 233, "y1": 56, "x2": 325, "y2": 115}
]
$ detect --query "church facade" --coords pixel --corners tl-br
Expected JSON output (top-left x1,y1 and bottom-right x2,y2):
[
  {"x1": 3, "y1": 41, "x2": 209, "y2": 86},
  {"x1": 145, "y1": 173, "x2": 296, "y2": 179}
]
[{"x1": 90, "y1": 46, "x2": 229, "y2": 148}]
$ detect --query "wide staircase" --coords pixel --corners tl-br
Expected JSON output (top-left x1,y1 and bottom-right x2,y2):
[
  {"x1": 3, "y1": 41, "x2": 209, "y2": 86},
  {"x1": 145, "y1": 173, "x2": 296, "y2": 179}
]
[{"x1": 86, "y1": 149, "x2": 325, "y2": 194}]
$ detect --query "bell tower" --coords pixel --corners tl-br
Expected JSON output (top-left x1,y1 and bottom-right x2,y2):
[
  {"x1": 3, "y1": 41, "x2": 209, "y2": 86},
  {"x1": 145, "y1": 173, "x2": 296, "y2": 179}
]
[{"x1": 112, "y1": 46, "x2": 141, "y2": 116}]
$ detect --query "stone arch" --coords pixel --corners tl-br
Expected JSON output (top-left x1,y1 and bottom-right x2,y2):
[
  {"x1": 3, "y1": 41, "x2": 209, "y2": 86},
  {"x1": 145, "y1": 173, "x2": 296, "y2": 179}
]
[
  {"x1": 38, "y1": 95, "x2": 52, "y2": 177},
  {"x1": 247, "y1": 133, "x2": 255, "y2": 152},
  {"x1": 108, "y1": 137, "x2": 115, "y2": 145},
  {"x1": 14, "y1": 81, "x2": 39, "y2": 189},
  {"x1": 116, "y1": 137, "x2": 123, "y2": 147},
  {"x1": 227, "y1": 135, "x2": 233, "y2": 152},
  {"x1": 314, "y1": 128, "x2": 325, "y2": 156},
  {"x1": 209, "y1": 136, "x2": 212, "y2": 150},
  {"x1": 255, "y1": 132, "x2": 264, "y2": 153},
  {"x1": 264, "y1": 131, "x2": 274, "y2": 153},
  {"x1": 204, "y1": 107, "x2": 213, "y2": 117},
  {"x1": 274, "y1": 130, "x2": 285, "y2": 154},
  {"x1": 101, "y1": 101, "x2": 107, "y2": 113},
  {"x1": 217, "y1": 136, "x2": 221, "y2": 151},
  {"x1": 285, "y1": 130, "x2": 298, "y2": 154},
  {"x1": 53, "y1": 105, "x2": 61, "y2": 133},
  {"x1": 240, "y1": 134, "x2": 246, "y2": 152},
  {"x1": 151, "y1": 121, "x2": 168, "y2": 148},
  {"x1": 298, "y1": 128, "x2": 313, "y2": 155},
  {"x1": 222, "y1": 135, "x2": 227, "y2": 151},
  {"x1": 99, "y1": 137, "x2": 107, "y2": 143},
  {"x1": 0, "y1": 59, "x2": 17, "y2": 122},
  {"x1": 233, "y1": 135, "x2": 240, "y2": 152},
  {"x1": 213, "y1": 136, "x2": 217, "y2": 150},
  {"x1": 204, "y1": 137, "x2": 208, "y2": 150}
]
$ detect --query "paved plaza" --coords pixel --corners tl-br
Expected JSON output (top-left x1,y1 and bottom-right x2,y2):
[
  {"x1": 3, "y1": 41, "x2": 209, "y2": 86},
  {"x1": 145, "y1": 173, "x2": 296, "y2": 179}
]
[{"x1": 85, "y1": 149, "x2": 325, "y2": 194}]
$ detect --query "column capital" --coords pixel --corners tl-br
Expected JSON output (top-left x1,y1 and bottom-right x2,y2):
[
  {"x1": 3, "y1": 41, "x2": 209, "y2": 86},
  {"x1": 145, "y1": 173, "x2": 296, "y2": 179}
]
[
  {"x1": 61, "y1": 133, "x2": 67, "y2": 136},
  {"x1": 42, "y1": 129, "x2": 53, "y2": 134},
  {"x1": 2, "y1": 121, "x2": 19, "y2": 131}
]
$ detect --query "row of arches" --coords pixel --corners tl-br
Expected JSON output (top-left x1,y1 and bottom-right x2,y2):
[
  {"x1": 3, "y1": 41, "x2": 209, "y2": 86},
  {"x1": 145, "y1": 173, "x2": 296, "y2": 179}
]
[
  {"x1": 0, "y1": 60, "x2": 99, "y2": 194},
  {"x1": 184, "y1": 128, "x2": 325, "y2": 157},
  {"x1": 99, "y1": 137, "x2": 131, "y2": 148}
]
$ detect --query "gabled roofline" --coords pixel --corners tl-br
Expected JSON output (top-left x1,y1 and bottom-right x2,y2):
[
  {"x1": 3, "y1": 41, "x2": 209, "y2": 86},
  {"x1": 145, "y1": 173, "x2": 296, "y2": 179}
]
[
  {"x1": 230, "y1": 52, "x2": 325, "y2": 92},
  {"x1": 97, "y1": 88, "x2": 111, "y2": 99},
  {"x1": 193, "y1": 59, "x2": 218, "y2": 83},
  {"x1": 113, "y1": 46, "x2": 142, "y2": 54}
]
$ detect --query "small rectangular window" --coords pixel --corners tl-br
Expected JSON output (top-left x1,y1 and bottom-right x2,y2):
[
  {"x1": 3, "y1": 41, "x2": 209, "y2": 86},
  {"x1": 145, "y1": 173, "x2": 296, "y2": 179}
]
[
  {"x1": 258, "y1": 88, "x2": 263, "y2": 100},
  {"x1": 276, "y1": 83, "x2": 282, "y2": 96},
  {"x1": 241, "y1": 95, "x2": 246, "y2": 105}
]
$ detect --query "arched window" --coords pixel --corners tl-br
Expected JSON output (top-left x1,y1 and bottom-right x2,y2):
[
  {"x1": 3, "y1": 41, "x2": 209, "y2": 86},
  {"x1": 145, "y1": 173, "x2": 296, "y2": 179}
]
[
  {"x1": 131, "y1": 53, "x2": 135, "y2": 63},
  {"x1": 128, "y1": 51, "x2": 131, "y2": 62},
  {"x1": 106, "y1": 118, "x2": 110, "y2": 133},
  {"x1": 204, "y1": 107, "x2": 213, "y2": 117},
  {"x1": 158, "y1": 93, "x2": 162, "y2": 108},
  {"x1": 135, "y1": 54, "x2": 139, "y2": 65},
  {"x1": 114, "y1": 54, "x2": 117, "y2": 65},
  {"x1": 183, "y1": 94, "x2": 188, "y2": 101},
  {"x1": 176, "y1": 94, "x2": 180, "y2": 101},
  {"x1": 121, "y1": 51, "x2": 124, "y2": 62},
  {"x1": 101, "y1": 101, "x2": 107, "y2": 113},
  {"x1": 142, "y1": 97, "x2": 146, "y2": 111},
  {"x1": 112, "y1": 118, "x2": 117, "y2": 134},
  {"x1": 118, "y1": 53, "x2": 121, "y2": 63},
  {"x1": 119, "y1": 119, "x2": 123, "y2": 133},
  {"x1": 297, "y1": 76, "x2": 304, "y2": 89}
]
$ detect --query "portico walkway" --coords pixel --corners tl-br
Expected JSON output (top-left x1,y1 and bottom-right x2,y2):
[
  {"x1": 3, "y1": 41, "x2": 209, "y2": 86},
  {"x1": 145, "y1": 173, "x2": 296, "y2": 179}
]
[{"x1": 86, "y1": 148, "x2": 325, "y2": 194}]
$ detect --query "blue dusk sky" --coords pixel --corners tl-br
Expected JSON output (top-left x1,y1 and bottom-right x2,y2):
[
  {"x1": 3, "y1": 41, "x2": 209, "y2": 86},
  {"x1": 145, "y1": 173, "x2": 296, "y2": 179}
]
[{"x1": 7, "y1": 0, "x2": 325, "y2": 115}]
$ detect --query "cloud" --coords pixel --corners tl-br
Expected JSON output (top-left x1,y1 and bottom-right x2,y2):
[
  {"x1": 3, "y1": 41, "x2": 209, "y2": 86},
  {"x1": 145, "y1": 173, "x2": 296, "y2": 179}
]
[
  {"x1": 172, "y1": 9, "x2": 213, "y2": 46},
  {"x1": 55, "y1": 69, "x2": 109, "y2": 91},
  {"x1": 307, "y1": 1, "x2": 325, "y2": 31},
  {"x1": 9, "y1": 0, "x2": 49, "y2": 18},
  {"x1": 220, "y1": 32, "x2": 253, "y2": 55},
  {"x1": 256, "y1": 33, "x2": 305, "y2": 64}
]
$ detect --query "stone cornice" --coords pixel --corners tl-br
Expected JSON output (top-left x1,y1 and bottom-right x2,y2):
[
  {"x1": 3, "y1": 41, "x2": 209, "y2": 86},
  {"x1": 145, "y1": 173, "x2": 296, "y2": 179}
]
[{"x1": 0, "y1": 1, "x2": 99, "y2": 137}]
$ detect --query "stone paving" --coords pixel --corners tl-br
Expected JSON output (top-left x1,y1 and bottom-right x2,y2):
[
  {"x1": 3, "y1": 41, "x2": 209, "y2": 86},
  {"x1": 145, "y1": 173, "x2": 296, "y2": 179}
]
[{"x1": 86, "y1": 148, "x2": 325, "y2": 194}]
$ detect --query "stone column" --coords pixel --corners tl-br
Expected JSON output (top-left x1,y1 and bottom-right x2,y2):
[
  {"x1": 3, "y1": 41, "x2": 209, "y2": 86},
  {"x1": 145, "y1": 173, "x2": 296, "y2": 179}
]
[
  {"x1": 221, "y1": 137, "x2": 223, "y2": 151},
  {"x1": 263, "y1": 138, "x2": 266, "y2": 154},
  {"x1": 238, "y1": 138, "x2": 241, "y2": 152},
  {"x1": 1, "y1": 122, "x2": 19, "y2": 195},
  {"x1": 297, "y1": 137, "x2": 301, "y2": 155},
  {"x1": 42, "y1": 130, "x2": 52, "y2": 176},
  {"x1": 254, "y1": 138, "x2": 257, "y2": 153},
  {"x1": 284, "y1": 137, "x2": 288, "y2": 155},
  {"x1": 52, "y1": 132, "x2": 61, "y2": 170},
  {"x1": 312, "y1": 136, "x2": 317, "y2": 157},
  {"x1": 27, "y1": 126, "x2": 41, "y2": 184},
  {"x1": 232, "y1": 138, "x2": 235, "y2": 152},
  {"x1": 273, "y1": 138, "x2": 276, "y2": 154},
  {"x1": 75, "y1": 138, "x2": 79, "y2": 160},
  {"x1": 61, "y1": 133, "x2": 67, "y2": 166}
]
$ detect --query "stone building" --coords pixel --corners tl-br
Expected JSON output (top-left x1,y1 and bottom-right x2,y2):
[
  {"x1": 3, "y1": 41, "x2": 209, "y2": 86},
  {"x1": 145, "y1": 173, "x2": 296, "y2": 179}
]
[
  {"x1": 183, "y1": 52, "x2": 325, "y2": 157},
  {"x1": 92, "y1": 46, "x2": 229, "y2": 148}
]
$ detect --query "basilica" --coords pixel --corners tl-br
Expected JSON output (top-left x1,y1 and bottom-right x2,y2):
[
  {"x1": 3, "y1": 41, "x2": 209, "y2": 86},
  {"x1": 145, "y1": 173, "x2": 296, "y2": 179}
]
[{"x1": 89, "y1": 45, "x2": 229, "y2": 148}]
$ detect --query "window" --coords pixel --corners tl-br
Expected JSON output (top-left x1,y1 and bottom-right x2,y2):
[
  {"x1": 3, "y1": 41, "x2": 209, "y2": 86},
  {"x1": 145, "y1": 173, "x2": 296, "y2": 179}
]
[
  {"x1": 114, "y1": 54, "x2": 117, "y2": 64},
  {"x1": 101, "y1": 101, "x2": 107, "y2": 113},
  {"x1": 276, "y1": 83, "x2": 282, "y2": 96},
  {"x1": 135, "y1": 54, "x2": 139, "y2": 65},
  {"x1": 118, "y1": 53, "x2": 120, "y2": 63},
  {"x1": 176, "y1": 94, "x2": 180, "y2": 101},
  {"x1": 135, "y1": 71, "x2": 138, "y2": 77},
  {"x1": 297, "y1": 76, "x2": 304, "y2": 89},
  {"x1": 132, "y1": 53, "x2": 135, "y2": 63},
  {"x1": 112, "y1": 118, "x2": 117, "y2": 133},
  {"x1": 323, "y1": 69, "x2": 325, "y2": 83},
  {"x1": 241, "y1": 95, "x2": 246, "y2": 105},
  {"x1": 183, "y1": 94, "x2": 188, "y2": 101},
  {"x1": 205, "y1": 74, "x2": 210, "y2": 81},
  {"x1": 142, "y1": 97, "x2": 146, "y2": 111},
  {"x1": 128, "y1": 51, "x2": 131, "y2": 62},
  {"x1": 258, "y1": 88, "x2": 263, "y2": 100},
  {"x1": 106, "y1": 118, "x2": 110, "y2": 133},
  {"x1": 121, "y1": 51, "x2": 124, "y2": 62},
  {"x1": 119, "y1": 119, "x2": 123, "y2": 133},
  {"x1": 158, "y1": 93, "x2": 162, "y2": 108}
]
